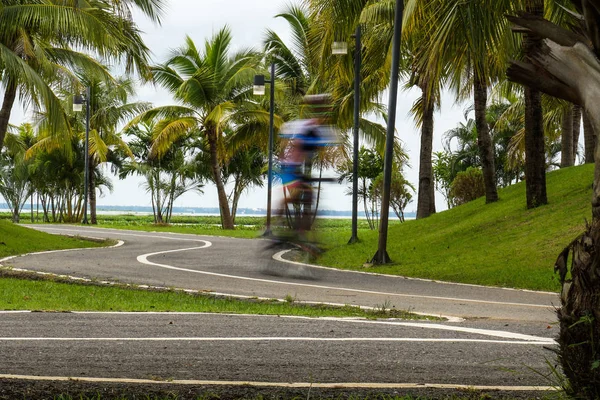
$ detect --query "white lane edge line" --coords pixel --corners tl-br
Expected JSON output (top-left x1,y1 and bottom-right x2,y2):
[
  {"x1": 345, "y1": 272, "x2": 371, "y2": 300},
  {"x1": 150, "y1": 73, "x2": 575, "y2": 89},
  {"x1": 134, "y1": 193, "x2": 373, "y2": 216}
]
[
  {"x1": 0, "y1": 374, "x2": 556, "y2": 391},
  {"x1": 137, "y1": 251, "x2": 553, "y2": 310},
  {"x1": 0, "y1": 310, "x2": 554, "y2": 343},
  {"x1": 0, "y1": 337, "x2": 556, "y2": 344}
]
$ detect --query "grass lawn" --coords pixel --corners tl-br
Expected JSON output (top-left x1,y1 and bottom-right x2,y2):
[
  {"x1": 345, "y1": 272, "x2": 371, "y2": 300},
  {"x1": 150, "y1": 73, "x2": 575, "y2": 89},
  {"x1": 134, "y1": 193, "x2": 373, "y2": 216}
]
[
  {"x1": 317, "y1": 164, "x2": 593, "y2": 292},
  {"x1": 0, "y1": 270, "x2": 429, "y2": 320},
  {"x1": 0, "y1": 219, "x2": 110, "y2": 259}
]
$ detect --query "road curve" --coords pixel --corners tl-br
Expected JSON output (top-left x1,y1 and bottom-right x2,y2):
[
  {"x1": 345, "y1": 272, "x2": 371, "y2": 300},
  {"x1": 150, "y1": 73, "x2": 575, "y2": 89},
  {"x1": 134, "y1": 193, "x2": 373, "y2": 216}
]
[{"x1": 7, "y1": 225, "x2": 559, "y2": 324}]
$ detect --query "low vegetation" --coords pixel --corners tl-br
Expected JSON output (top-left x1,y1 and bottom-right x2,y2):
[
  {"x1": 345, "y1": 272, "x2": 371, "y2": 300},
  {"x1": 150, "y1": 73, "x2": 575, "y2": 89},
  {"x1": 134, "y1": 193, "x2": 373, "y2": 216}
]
[
  {"x1": 0, "y1": 219, "x2": 109, "y2": 259},
  {"x1": 0, "y1": 269, "x2": 429, "y2": 320}
]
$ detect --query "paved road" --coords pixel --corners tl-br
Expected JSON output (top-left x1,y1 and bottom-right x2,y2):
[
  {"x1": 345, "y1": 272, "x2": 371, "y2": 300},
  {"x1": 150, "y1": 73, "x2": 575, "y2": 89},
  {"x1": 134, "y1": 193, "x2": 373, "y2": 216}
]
[
  {"x1": 0, "y1": 225, "x2": 561, "y2": 392},
  {"x1": 1, "y1": 312, "x2": 554, "y2": 387}
]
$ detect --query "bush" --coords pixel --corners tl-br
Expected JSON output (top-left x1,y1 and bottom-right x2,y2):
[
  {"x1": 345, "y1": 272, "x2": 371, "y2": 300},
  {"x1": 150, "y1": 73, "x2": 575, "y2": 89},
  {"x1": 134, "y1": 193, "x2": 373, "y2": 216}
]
[{"x1": 449, "y1": 167, "x2": 485, "y2": 207}]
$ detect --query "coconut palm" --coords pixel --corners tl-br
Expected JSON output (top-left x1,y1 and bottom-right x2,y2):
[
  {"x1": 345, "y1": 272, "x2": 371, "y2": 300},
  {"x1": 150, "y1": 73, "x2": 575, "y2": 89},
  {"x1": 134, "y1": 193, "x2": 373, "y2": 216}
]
[
  {"x1": 422, "y1": 0, "x2": 522, "y2": 204},
  {"x1": 0, "y1": 122, "x2": 35, "y2": 221},
  {"x1": 82, "y1": 77, "x2": 150, "y2": 224},
  {"x1": 130, "y1": 27, "x2": 262, "y2": 229},
  {"x1": 121, "y1": 123, "x2": 203, "y2": 224},
  {"x1": 0, "y1": 0, "x2": 165, "y2": 151}
]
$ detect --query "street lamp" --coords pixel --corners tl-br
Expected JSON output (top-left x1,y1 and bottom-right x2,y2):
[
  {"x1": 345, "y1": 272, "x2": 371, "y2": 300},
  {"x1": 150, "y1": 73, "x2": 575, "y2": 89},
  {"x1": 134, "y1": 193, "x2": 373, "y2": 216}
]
[
  {"x1": 333, "y1": 25, "x2": 361, "y2": 244},
  {"x1": 254, "y1": 62, "x2": 275, "y2": 236},
  {"x1": 372, "y1": 0, "x2": 404, "y2": 264},
  {"x1": 73, "y1": 87, "x2": 90, "y2": 225}
]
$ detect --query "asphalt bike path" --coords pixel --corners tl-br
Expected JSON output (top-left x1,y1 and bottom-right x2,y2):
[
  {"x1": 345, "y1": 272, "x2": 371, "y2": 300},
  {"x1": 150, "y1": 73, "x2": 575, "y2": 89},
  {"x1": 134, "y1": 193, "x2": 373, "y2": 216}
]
[
  {"x1": 7, "y1": 225, "x2": 559, "y2": 324},
  {"x1": 0, "y1": 312, "x2": 554, "y2": 388},
  {"x1": 0, "y1": 225, "x2": 562, "y2": 390}
]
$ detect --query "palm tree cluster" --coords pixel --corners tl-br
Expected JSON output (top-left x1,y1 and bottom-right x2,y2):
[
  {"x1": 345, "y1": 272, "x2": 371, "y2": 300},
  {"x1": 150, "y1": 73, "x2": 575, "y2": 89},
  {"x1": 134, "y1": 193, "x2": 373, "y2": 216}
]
[
  {"x1": 1, "y1": 0, "x2": 418, "y2": 229},
  {"x1": 0, "y1": 0, "x2": 594, "y2": 228}
]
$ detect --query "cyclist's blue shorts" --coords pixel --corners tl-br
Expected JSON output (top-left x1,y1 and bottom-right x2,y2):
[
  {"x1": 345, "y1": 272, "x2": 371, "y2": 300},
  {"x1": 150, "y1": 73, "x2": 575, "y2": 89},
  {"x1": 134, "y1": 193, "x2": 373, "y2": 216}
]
[{"x1": 279, "y1": 164, "x2": 302, "y2": 187}]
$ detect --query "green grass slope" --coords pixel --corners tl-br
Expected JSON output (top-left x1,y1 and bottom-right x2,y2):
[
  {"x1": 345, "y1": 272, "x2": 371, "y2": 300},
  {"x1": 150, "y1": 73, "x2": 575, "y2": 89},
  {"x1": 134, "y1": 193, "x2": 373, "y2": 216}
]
[
  {"x1": 318, "y1": 164, "x2": 594, "y2": 292},
  {"x1": 0, "y1": 221, "x2": 106, "y2": 259}
]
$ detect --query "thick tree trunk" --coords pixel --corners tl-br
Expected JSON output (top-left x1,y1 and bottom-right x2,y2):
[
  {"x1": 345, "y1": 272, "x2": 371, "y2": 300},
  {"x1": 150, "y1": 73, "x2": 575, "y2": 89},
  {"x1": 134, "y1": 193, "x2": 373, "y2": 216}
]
[
  {"x1": 561, "y1": 107, "x2": 574, "y2": 167},
  {"x1": 0, "y1": 81, "x2": 18, "y2": 150},
  {"x1": 507, "y1": 8, "x2": 600, "y2": 396},
  {"x1": 584, "y1": 112, "x2": 596, "y2": 164},
  {"x1": 555, "y1": 219, "x2": 600, "y2": 398},
  {"x1": 473, "y1": 73, "x2": 498, "y2": 204},
  {"x1": 207, "y1": 129, "x2": 234, "y2": 229},
  {"x1": 416, "y1": 93, "x2": 436, "y2": 219},
  {"x1": 573, "y1": 105, "x2": 582, "y2": 162},
  {"x1": 523, "y1": 0, "x2": 548, "y2": 209}
]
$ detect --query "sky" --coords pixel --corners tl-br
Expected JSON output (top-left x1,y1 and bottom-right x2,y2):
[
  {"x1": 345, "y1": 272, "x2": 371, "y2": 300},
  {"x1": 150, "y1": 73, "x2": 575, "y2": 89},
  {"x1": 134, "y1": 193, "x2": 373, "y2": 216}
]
[{"x1": 8, "y1": 0, "x2": 470, "y2": 213}]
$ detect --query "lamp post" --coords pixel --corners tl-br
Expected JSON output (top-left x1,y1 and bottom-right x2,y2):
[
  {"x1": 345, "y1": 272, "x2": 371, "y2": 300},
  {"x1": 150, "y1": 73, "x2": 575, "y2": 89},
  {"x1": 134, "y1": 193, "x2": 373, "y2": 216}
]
[
  {"x1": 73, "y1": 87, "x2": 90, "y2": 225},
  {"x1": 333, "y1": 25, "x2": 361, "y2": 244},
  {"x1": 254, "y1": 62, "x2": 275, "y2": 236},
  {"x1": 372, "y1": 0, "x2": 404, "y2": 264}
]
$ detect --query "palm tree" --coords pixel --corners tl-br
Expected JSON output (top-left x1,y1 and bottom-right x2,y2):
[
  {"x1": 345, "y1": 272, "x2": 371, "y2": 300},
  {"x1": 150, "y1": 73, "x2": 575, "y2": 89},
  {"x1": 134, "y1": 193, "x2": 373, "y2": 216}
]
[
  {"x1": 0, "y1": 123, "x2": 35, "y2": 221},
  {"x1": 121, "y1": 123, "x2": 203, "y2": 224},
  {"x1": 0, "y1": 0, "x2": 165, "y2": 151},
  {"x1": 415, "y1": 0, "x2": 521, "y2": 204},
  {"x1": 131, "y1": 28, "x2": 261, "y2": 229},
  {"x1": 83, "y1": 77, "x2": 150, "y2": 224}
]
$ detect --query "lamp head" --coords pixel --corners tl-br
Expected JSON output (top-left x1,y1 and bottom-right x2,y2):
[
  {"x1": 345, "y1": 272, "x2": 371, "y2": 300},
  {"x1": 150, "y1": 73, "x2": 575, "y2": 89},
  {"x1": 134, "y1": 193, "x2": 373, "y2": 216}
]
[
  {"x1": 73, "y1": 94, "x2": 84, "y2": 112},
  {"x1": 332, "y1": 42, "x2": 348, "y2": 55},
  {"x1": 253, "y1": 75, "x2": 266, "y2": 96}
]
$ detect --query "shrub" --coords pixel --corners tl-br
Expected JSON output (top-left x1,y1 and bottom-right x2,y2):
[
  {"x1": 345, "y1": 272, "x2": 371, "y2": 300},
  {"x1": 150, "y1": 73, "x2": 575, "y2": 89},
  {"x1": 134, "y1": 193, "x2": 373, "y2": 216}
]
[{"x1": 449, "y1": 167, "x2": 485, "y2": 207}]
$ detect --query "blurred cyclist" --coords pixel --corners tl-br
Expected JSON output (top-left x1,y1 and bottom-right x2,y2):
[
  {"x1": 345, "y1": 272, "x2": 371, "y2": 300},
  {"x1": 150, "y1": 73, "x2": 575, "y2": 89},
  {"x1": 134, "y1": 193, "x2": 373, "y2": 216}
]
[{"x1": 274, "y1": 94, "x2": 336, "y2": 248}]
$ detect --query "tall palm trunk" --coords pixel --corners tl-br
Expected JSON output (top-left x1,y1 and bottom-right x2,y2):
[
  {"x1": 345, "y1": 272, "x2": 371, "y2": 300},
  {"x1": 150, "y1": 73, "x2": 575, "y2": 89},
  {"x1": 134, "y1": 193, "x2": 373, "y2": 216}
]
[
  {"x1": 561, "y1": 107, "x2": 574, "y2": 167},
  {"x1": 416, "y1": 91, "x2": 436, "y2": 218},
  {"x1": 207, "y1": 129, "x2": 234, "y2": 229},
  {"x1": 473, "y1": 72, "x2": 498, "y2": 203},
  {"x1": 0, "y1": 81, "x2": 18, "y2": 150},
  {"x1": 524, "y1": 0, "x2": 547, "y2": 208},
  {"x1": 584, "y1": 112, "x2": 596, "y2": 164}
]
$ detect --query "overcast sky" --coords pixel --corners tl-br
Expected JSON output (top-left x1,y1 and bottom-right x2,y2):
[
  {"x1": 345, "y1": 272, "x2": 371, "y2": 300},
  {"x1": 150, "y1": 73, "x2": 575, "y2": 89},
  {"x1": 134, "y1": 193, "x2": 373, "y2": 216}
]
[{"x1": 10, "y1": 0, "x2": 469, "y2": 213}]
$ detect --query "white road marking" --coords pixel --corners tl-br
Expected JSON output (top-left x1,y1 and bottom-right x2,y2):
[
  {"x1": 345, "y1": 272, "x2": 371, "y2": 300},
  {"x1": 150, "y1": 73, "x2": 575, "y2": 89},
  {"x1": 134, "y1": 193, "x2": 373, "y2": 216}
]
[
  {"x1": 0, "y1": 374, "x2": 555, "y2": 391},
  {"x1": 0, "y1": 336, "x2": 554, "y2": 344},
  {"x1": 137, "y1": 250, "x2": 552, "y2": 309},
  {"x1": 30, "y1": 225, "x2": 559, "y2": 296},
  {"x1": 0, "y1": 310, "x2": 554, "y2": 342}
]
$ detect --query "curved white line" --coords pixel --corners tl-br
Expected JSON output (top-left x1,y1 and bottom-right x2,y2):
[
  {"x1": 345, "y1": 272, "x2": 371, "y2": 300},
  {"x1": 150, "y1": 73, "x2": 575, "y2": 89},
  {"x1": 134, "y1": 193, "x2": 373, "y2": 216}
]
[
  {"x1": 33, "y1": 226, "x2": 558, "y2": 297},
  {"x1": 0, "y1": 310, "x2": 554, "y2": 343},
  {"x1": 272, "y1": 248, "x2": 559, "y2": 296},
  {"x1": 25, "y1": 226, "x2": 555, "y2": 317},
  {"x1": 136, "y1": 252, "x2": 552, "y2": 309}
]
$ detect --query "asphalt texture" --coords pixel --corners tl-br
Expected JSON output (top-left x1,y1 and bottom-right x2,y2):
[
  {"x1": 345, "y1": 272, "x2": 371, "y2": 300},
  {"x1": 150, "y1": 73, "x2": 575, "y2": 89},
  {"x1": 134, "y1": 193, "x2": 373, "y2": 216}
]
[{"x1": 0, "y1": 225, "x2": 562, "y2": 398}]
